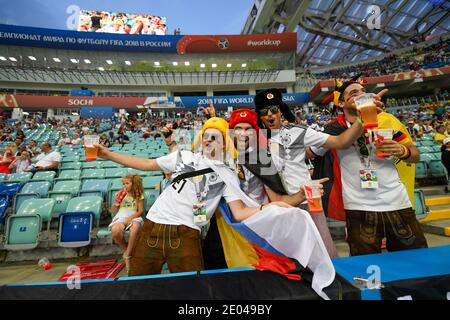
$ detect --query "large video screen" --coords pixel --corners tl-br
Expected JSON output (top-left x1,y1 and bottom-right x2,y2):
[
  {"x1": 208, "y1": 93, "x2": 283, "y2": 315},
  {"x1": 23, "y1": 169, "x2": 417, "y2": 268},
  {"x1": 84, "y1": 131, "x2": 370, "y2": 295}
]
[{"x1": 77, "y1": 10, "x2": 167, "y2": 35}]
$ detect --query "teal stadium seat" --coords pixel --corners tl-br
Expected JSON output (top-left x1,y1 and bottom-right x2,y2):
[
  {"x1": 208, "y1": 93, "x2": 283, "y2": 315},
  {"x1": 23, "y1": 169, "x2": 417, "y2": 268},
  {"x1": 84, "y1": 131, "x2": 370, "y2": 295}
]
[
  {"x1": 4, "y1": 198, "x2": 55, "y2": 250},
  {"x1": 420, "y1": 153, "x2": 435, "y2": 165},
  {"x1": 31, "y1": 171, "x2": 56, "y2": 184},
  {"x1": 143, "y1": 176, "x2": 163, "y2": 189},
  {"x1": 80, "y1": 179, "x2": 111, "y2": 199},
  {"x1": 415, "y1": 161, "x2": 428, "y2": 179},
  {"x1": 420, "y1": 140, "x2": 435, "y2": 146},
  {"x1": 81, "y1": 168, "x2": 105, "y2": 180},
  {"x1": 81, "y1": 161, "x2": 103, "y2": 169},
  {"x1": 104, "y1": 168, "x2": 128, "y2": 179},
  {"x1": 414, "y1": 190, "x2": 428, "y2": 220},
  {"x1": 13, "y1": 181, "x2": 51, "y2": 214},
  {"x1": 102, "y1": 161, "x2": 123, "y2": 168},
  {"x1": 7, "y1": 172, "x2": 33, "y2": 184},
  {"x1": 61, "y1": 155, "x2": 80, "y2": 163},
  {"x1": 60, "y1": 161, "x2": 82, "y2": 170},
  {"x1": 56, "y1": 169, "x2": 81, "y2": 181},
  {"x1": 418, "y1": 146, "x2": 434, "y2": 154},
  {"x1": 48, "y1": 180, "x2": 81, "y2": 216},
  {"x1": 429, "y1": 160, "x2": 448, "y2": 179}
]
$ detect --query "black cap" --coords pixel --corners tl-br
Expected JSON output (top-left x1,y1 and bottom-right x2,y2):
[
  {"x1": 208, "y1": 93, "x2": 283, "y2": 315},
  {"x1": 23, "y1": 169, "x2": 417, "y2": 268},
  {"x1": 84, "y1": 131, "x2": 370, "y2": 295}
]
[{"x1": 254, "y1": 89, "x2": 296, "y2": 128}]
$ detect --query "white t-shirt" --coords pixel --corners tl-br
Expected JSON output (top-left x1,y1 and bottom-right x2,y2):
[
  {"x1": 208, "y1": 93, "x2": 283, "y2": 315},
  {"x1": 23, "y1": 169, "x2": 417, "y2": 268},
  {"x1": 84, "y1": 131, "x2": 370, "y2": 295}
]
[
  {"x1": 35, "y1": 151, "x2": 62, "y2": 167},
  {"x1": 335, "y1": 147, "x2": 411, "y2": 211},
  {"x1": 148, "y1": 151, "x2": 240, "y2": 231},
  {"x1": 71, "y1": 138, "x2": 82, "y2": 145},
  {"x1": 311, "y1": 121, "x2": 411, "y2": 212},
  {"x1": 269, "y1": 125, "x2": 329, "y2": 195}
]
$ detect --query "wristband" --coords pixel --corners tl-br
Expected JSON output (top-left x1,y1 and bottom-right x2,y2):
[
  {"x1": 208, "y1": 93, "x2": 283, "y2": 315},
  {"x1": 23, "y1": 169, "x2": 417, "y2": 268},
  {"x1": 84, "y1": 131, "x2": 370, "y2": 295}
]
[{"x1": 399, "y1": 145, "x2": 411, "y2": 160}]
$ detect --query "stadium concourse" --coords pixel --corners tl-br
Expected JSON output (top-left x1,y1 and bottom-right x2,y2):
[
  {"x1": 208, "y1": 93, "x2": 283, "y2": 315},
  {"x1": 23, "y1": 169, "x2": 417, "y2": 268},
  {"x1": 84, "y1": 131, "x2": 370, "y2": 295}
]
[{"x1": 0, "y1": 0, "x2": 450, "y2": 301}]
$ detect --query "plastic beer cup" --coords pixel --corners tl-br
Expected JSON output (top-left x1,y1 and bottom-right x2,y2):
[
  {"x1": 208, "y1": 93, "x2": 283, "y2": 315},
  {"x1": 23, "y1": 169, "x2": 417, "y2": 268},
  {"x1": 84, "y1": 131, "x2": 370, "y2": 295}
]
[
  {"x1": 354, "y1": 93, "x2": 378, "y2": 129},
  {"x1": 375, "y1": 128, "x2": 394, "y2": 158},
  {"x1": 84, "y1": 135, "x2": 99, "y2": 161},
  {"x1": 303, "y1": 180, "x2": 323, "y2": 213}
]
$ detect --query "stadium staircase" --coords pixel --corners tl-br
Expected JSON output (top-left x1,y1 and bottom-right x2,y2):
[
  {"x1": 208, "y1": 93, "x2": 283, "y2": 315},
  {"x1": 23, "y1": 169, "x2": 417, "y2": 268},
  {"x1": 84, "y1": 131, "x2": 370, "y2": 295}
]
[{"x1": 419, "y1": 186, "x2": 450, "y2": 237}]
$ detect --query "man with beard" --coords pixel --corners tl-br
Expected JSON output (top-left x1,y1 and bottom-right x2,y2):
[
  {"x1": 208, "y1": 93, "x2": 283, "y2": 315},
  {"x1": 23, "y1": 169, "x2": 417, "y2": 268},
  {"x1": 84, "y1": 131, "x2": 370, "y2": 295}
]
[{"x1": 311, "y1": 78, "x2": 427, "y2": 256}]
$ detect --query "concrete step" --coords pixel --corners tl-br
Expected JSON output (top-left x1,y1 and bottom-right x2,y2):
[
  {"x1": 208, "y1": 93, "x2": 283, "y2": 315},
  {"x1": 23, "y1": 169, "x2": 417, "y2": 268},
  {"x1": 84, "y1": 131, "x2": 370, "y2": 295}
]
[
  {"x1": 418, "y1": 185, "x2": 449, "y2": 197},
  {"x1": 420, "y1": 207, "x2": 450, "y2": 223},
  {"x1": 425, "y1": 195, "x2": 450, "y2": 207},
  {"x1": 421, "y1": 219, "x2": 450, "y2": 237}
]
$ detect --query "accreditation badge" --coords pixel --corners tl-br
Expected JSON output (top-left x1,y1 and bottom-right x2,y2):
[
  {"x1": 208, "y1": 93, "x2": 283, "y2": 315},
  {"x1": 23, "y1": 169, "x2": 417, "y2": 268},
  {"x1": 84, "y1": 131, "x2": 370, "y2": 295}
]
[{"x1": 359, "y1": 168, "x2": 379, "y2": 189}]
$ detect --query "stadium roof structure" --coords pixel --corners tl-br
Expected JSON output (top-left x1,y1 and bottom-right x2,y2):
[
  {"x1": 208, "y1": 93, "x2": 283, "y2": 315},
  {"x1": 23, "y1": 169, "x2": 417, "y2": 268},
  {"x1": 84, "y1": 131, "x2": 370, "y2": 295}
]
[{"x1": 242, "y1": 0, "x2": 450, "y2": 68}]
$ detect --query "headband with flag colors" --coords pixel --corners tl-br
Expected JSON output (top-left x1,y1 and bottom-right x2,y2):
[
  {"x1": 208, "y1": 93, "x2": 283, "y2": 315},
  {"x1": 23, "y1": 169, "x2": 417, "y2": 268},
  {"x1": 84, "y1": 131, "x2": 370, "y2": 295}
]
[{"x1": 321, "y1": 73, "x2": 368, "y2": 108}]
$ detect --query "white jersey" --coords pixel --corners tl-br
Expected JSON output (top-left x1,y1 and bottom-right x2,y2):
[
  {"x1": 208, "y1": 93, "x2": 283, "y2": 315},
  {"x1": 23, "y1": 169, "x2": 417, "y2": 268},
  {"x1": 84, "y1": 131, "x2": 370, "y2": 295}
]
[
  {"x1": 269, "y1": 125, "x2": 329, "y2": 195},
  {"x1": 335, "y1": 147, "x2": 411, "y2": 211},
  {"x1": 149, "y1": 151, "x2": 240, "y2": 231},
  {"x1": 238, "y1": 164, "x2": 268, "y2": 205}
]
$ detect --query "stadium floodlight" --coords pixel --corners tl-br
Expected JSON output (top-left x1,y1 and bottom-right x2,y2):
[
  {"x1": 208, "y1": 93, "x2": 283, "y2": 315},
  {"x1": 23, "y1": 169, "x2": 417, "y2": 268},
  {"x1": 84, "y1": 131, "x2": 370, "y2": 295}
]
[
  {"x1": 28, "y1": 56, "x2": 37, "y2": 61},
  {"x1": 172, "y1": 61, "x2": 178, "y2": 66},
  {"x1": 154, "y1": 61, "x2": 160, "y2": 66},
  {"x1": 106, "y1": 60, "x2": 113, "y2": 65},
  {"x1": 226, "y1": 63, "x2": 232, "y2": 67},
  {"x1": 53, "y1": 57, "x2": 61, "y2": 62},
  {"x1": 70, "y1": 58, "x2": 78, "y2": 63},
  {"x1": 98, "y1": 67, "x2": 105, "y2": 71},
  {"x1": 0, "y1": 56, "x2": 7, "y2": 61},
  {"x1": 200, "y1": 63, "x2": 206, "y2": 68},
  {"x1": 84, "y1": 59, "x2": 91, "y2": 64},
  {"x1": 9, "y1": 57, "x2": 17, "y2": 62},
  {"x1": 241, "y1": 63, "x2": 247, "y2": 67},
  {"x1": 125, "y1": 60, "x2": 131, "y2": 65},
  {"x1": 184, "y1": 61, "x2": 190, "y2": 66},
  {"x1": 211, "y1": 63, "x2": 217, "y2": 68}
]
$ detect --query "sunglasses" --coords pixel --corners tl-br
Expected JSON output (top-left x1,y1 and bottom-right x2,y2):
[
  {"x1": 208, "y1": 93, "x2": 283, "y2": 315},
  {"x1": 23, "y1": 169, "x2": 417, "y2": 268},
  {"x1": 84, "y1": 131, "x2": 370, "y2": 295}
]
[
  {"x1": 357, "y1": 136, "x2": 369, "y2": 157},
  {"x1": 203, "y1": 132, "x2": 222, "y2": 142},
  {"x1": 260, "y1": 106, "x2": 280, "y2": 116}
]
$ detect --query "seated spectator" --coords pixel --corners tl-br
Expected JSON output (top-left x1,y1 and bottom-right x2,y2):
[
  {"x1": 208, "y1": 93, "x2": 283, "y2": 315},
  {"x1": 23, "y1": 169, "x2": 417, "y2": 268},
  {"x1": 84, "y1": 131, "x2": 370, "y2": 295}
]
[
  {"x1": 434, "y1": 125, "x2": 449, "y2": 144},
  {"x1": 108, "y1": 131, "x2": 116, "y2": 144},
  {"x1": 28, "y1": 143, "x2": 61, "y2": 172},
  {"x1": 406, "y1": 120, "x2": 420, "y2": 139},
  {"x1": 0, "y1": 147, "x2": 15, "y2": 174},
  {"x1": 57, "y1": 132, "x2": 71, "y2": 146},
  {"x1": 441, "y1": 138, "x2": 450, "y2": 175},
  {"x1": 99, "y1": 133, "x2": 111, "y2": 147},
  {"x1": 7, "y1": 143, "x2": 19, "y2": 157},
  {"x1": 116, "y1": 127, "x2": 130, "y2": 145},
  {"x1": 14, "y1": 137, "x2": 25, "y2": 151},
  {"x1": 71, "y1": 133, "x2": 82, "y2": 145},
  {"x1": 26, "y1": 139, "x2": 40, "y2": 157},
  {"x1": 142, "y1": 129, "x2": 151, "y2": 139},
  {"x1": 9, "y1": 150, "x2": 31, "y2": 173}
]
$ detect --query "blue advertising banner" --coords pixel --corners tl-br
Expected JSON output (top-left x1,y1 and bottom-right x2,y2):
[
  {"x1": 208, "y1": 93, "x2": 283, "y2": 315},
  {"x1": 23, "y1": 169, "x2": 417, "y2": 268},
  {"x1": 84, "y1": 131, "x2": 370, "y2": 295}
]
[
  {"x1": 0, "y1": 24, "x2": 180, "y2": 53},
  {"x1": 176, "y1": 93, "x2": 310, "y2": 108},
  {"x1": 80, "y1": 106, "x2": 115, "y2": 118}
]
